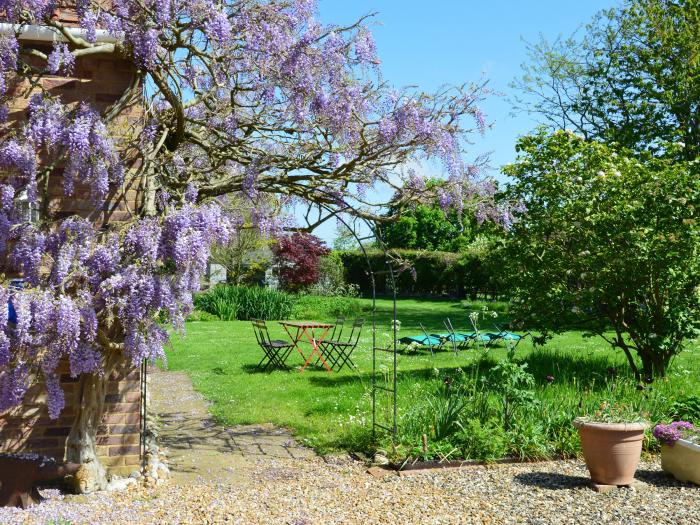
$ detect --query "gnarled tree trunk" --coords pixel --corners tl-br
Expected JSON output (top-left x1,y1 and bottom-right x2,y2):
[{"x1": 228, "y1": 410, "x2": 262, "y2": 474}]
[{"x1": 64, "y1": 352, "x2": 125, "y2": 493}]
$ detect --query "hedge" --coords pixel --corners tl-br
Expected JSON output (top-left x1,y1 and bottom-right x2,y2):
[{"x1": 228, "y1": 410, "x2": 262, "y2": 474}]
[{"x1": 336, "y1": 249, "x2": 502, "y2": 299}]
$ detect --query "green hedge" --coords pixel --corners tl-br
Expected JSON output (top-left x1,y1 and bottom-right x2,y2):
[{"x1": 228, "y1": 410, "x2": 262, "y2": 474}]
[{"x1": 337, "y1": 249, "x2": 502, "y2": 298}]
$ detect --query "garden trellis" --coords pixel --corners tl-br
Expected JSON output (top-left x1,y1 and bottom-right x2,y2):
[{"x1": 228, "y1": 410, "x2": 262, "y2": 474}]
[{"x1": 299, "y1": 193, "x2": 399, "y2": 448}]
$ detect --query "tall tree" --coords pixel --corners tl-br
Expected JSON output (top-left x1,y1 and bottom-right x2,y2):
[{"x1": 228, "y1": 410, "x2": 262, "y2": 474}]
[
  {"x1": 383, "y1": 179, "x2": 501, "y2": 252},
  {"x1": 272, "y1": 232, "x2": 329, "y2": 292},
  {"x1": 513, "y1": 0, "x2": 700, "y2": 160},
  {"x1": 210, "y1": 195, "x2": 276, "y2": 285},
  {"x1": 502, "y1": 130, "x2": 700, "y2": 380},
  {"x1": 0, "y1": 1, "x2": 507, "y2": 489}
]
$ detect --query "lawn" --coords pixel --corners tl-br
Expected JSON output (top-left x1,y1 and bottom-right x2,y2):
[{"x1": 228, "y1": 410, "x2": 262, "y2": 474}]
[{"x1": 165, "y1": 298, "x2": 700, "y2": 459}]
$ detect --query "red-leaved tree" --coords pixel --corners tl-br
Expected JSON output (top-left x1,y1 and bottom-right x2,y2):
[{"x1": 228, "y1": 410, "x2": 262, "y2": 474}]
[{"x1": 272, "y1": 233, "x2": 330, "y2": 292}]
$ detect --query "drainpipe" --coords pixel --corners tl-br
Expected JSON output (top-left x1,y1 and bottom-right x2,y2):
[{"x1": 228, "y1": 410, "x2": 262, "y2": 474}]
[{"x1": 0, "y1": 22, "x2": 117, "y2": 44}]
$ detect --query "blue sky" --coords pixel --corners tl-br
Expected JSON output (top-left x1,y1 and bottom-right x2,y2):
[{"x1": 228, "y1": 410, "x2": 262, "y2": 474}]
[{"x1": 309, "y1": 1, "x2": 618, "y2": 242}]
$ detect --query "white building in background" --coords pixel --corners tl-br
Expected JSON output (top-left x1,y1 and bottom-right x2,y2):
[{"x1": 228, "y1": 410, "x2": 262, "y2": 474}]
[{"x1": 206, "y1": 263, "x2": 227, "y2": 287}]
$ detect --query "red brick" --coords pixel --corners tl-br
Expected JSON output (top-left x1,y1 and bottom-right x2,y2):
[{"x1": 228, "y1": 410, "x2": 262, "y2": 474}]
[
  {"x1": 123, "y1": 392, "x2": 141, "y2": 403},
  {"x1": 101, "y1": 413, "x2": 127, "y2": 425},
  {"x1": 0, "y1": 43, "x2": 144, "y2": 475},
  {"x1": 97, "y1": 433, "x2": 139, "y2": 446},
  {"x1": 95, "y1": 93, "x2": 121, "y2": 104},
  {"x1": 105, "y1": 402, "x2": 140, "y2": 414},
  {"x1": 109, "y1": 445, "x2": 140, "y2": 457},
  {"x1": 43, "y1": 78, "x2": 77, "y2": 90},
  {"x1": 44, "y1": 426, "x2": 72, "y2": 437},
  {"x1": 109, "y1": 425, "x2": 139, "y2": 435},
  {"x1": 122, "y1": 454, "x2": 141, "y2": 468},
  {"x1": 25, "y1": 438, "x2": 60, "y2": 449}
]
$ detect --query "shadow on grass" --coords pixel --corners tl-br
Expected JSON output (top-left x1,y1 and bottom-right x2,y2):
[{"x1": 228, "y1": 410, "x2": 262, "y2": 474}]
[
  {"x1": 523, "y1": 348, "x2": 629, "y2": 386},
  {"x1": 306, "y1": 347, "x2": 631, "y2": 393},
  {"x1": 307, "y1": 364, "x2": 463, "y2": 388},
  {"x1": 239, "y1": 363, "x2": 294, "y2": 375},
  {"x1": 513, "y1": 471, "x2": 590, "y2": 490}
]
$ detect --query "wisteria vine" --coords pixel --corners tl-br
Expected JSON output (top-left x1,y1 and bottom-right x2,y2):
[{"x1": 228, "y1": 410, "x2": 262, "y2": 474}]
[{"x1": 0, "y1": 0, "x2": 508, "y2": 421}]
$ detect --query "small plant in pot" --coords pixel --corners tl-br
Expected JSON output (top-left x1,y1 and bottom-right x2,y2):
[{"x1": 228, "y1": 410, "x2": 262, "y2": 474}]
[
  {"x1": 653, "y1": 422, "x2": 700, "y2": 486},
  {"x1": 573, "y1": 402, "x2": 649, "y2": 487}
]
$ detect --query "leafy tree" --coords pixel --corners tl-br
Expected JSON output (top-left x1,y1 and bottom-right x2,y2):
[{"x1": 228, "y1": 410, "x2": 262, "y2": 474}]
[
  {"x1": 502, "y1": 130, "x2": 700, "y2": 380},
  {"x1": 0, "y1": 1, "x2": 497, "y2": 489},
  {"x1": 513, "y1": 0, "x2": 700, "y2": 159},
  {"x1": 210, "y1": 196, "x2": 273, "y2": 285},
  {"x1": 383, "y1": 176, "x2": 507, "y2": 252},
  {"x1": 332, "y1": 225, "x2": 360, "y2": 251},
  {"x1": 211, "y1": 227, "x2": 270, "y2": 284},
  {"x1": 272, "y1": 233, "x2": 330, "y2": 292},
  {"x1": 384, "y1": 205, "x2": 474, "y2": 251}
]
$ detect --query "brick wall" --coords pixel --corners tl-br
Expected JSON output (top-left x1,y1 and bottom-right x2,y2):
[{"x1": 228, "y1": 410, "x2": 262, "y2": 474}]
[
  {"x1": 5, "y1": 47, "x2": 144, "y2": 225},
  {"x1": 0, "y1": 360, "x2": 142, "y2": 477},
  {"x1": 1, "y1": 13, "x2": 145, "y2": 476}
]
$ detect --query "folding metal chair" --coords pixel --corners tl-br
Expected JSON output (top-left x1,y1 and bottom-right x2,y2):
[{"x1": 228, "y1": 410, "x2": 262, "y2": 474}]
[
  {"x1": 320, "y1": 318, "x2": 364, "y2": 371},
  {"x1": 315, "y1": 317, "x2": 345, "y2": 366},
  {"x1": 251, "y1": 319, "x2": 295, "y2": 371}
]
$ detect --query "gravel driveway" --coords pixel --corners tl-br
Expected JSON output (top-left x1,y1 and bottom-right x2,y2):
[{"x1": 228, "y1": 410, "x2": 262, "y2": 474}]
[{"x1": 1, "y1": 457, "x2": 698, "y2": 525}]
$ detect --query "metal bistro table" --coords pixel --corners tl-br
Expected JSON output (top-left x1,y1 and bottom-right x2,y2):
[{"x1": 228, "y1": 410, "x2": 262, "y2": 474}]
[{"x1": 279, "y1": 321, "x2": 334, "y2": 373}]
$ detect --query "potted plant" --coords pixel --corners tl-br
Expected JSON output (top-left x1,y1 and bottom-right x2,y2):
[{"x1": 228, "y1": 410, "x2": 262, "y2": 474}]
[
  {"x1": 573, "y1": 402, "x2": 649, "y2": 486},
  {"x1": 653, "y1": 421, "x2": 700, "y2": 485}
]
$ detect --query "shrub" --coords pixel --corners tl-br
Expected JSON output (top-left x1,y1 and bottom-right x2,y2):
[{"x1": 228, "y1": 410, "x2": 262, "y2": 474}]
[
  {"x1": 506, "y1": 419, "x2": 552, "y2": 461},
  {"x1": 194, "y1": 285, "x2": 295, "y2": 320},
  {"x1": 502, "y1": 131, "x2": 700, "y2": 378},
  {"x1": 455, "y1": 418, "x2": 508, "y2": 462},
  {"x1": 186, "y1": 310, "x2": 219, "y2": 322},
  {"x1": 338, "y1": 249, "x2": 498, "y2": 298},
  {"x1": 427, "y1": 392, "x2": 468, "y2": 441},
  {"x1": 306, "y1": 252, "x2": 359, "y2": 297},
  {"x1": 668, "y1": 395, "x2": 700, "y2": 425}
]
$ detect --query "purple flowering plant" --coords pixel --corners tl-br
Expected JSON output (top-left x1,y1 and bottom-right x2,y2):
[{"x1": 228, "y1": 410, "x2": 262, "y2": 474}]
[{"x1": 653, "y1": 422, "x2": 699, "y2": 446}]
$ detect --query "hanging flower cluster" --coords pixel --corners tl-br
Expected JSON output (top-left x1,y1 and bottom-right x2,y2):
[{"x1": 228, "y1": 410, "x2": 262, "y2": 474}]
[{"x1": 0, "y1": 204, "x2": 230, "y2": 417}]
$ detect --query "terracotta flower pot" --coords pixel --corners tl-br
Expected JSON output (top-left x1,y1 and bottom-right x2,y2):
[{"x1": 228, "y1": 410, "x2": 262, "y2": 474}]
[{"x1": 573, "y1": 420, "x2": 648, "y2": 485}]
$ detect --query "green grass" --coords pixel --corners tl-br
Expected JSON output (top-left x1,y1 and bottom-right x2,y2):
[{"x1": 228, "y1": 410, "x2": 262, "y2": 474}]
[{"x1": 165, "y1": 298, "x2": 700, "y2": 458}]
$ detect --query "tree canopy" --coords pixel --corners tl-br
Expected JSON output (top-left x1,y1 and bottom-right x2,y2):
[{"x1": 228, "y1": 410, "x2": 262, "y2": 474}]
[
  {"x1": 382, "y1": 179, "x2": 502, "y2": 252},
  {"x1": 513, "y1": 0, "x2": 700, "y2": 160},
  {"x1": 383, "y1": 205, "x2": 473, "y2": 252},
  {"x1": 502, "y1": 130, "x2": 700, "y2": 379}
]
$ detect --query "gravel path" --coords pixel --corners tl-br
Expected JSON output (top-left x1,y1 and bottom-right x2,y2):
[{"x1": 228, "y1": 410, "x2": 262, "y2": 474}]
[{"x1": 1, "y1": 370, "x2": 698, "y2": 525}]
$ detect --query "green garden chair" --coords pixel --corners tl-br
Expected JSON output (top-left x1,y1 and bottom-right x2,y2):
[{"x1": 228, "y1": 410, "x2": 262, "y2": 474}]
[
  {"x1": 485, "y1": 323, "x2": 530, "y2": 349},
  {"x1": 398, "y1": 323, "x2": 442, "y2": 356},
  {"x1": 430, "y1": 318, "x2": 474, "y2": 353}
]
